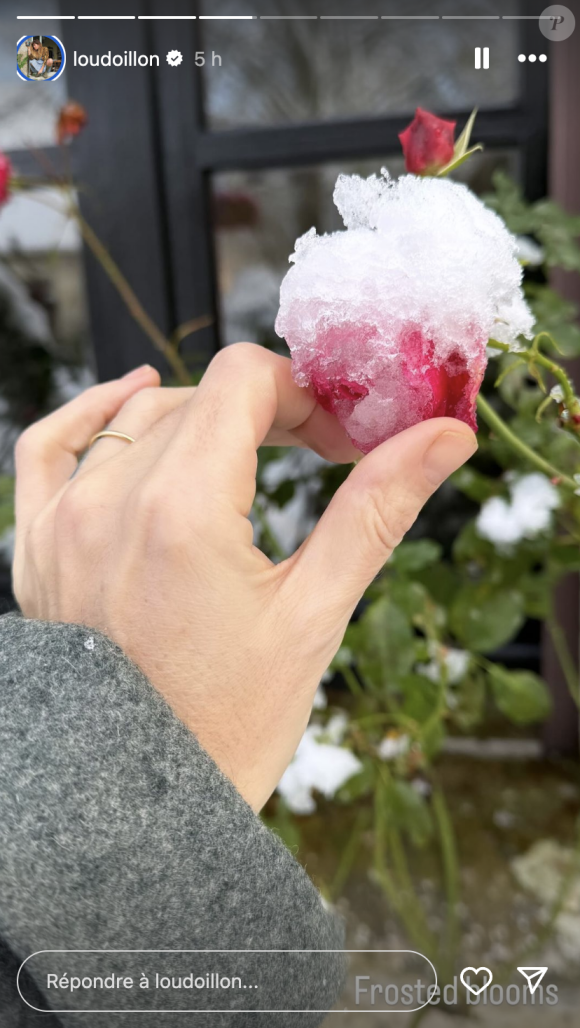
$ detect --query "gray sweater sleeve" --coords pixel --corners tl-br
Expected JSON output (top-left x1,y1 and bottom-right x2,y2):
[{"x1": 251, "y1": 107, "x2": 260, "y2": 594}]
[{"x1": 0, "y1": 613, "x2": 346, "y2": 1027}]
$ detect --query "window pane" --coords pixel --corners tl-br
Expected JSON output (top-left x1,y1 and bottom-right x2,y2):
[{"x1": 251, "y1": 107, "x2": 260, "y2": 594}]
[
  {"x1": 201, "y1": 0, "x2": 520, "y2": 131},
  {"x1": 212, "y1": 150, "x2": 520, "y2": 349}
]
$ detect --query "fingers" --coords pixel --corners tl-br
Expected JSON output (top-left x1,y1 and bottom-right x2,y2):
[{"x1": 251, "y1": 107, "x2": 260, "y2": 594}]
[
  {"x1": 160, "y1": 345, "x2": 360, "y2": 518},
  {"x1": 287, "y1": 417, "x2": 477, "y2": 623},
  {"x1": 267, "y1": 402, "x2": 362, "y2": 463},
  {"x1": 14, "y1": 365, "x2": 159, "y2": 538},
  {"x1": 79, "y1": 385, "x2": 196, "y2": 472}
]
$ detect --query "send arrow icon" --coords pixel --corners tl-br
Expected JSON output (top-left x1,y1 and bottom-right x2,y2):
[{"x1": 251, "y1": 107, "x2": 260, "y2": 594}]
[{"x1": 517, "y1": 967, "x2": 548, "y2": 994}]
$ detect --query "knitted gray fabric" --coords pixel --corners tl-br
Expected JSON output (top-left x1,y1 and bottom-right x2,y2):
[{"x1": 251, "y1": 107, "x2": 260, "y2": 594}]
[{"x1": 0, "y1": 613, "x2": 345, "y2": 1026}]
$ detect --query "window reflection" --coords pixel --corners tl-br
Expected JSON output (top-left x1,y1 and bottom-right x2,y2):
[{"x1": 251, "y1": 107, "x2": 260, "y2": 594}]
[{"x1": 201, "y1": 0, "x2": 519, "y2": 131}]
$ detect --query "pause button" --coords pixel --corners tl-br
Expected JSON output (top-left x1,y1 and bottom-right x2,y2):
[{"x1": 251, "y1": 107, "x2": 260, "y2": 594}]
[{"x1": 475, "y1": 47, "x2": 490, "y2": 69}]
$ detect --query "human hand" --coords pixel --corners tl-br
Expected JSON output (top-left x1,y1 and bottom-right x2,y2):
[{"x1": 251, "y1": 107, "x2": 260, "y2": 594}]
[{"x1": 13, "y1": 345, "x2": 476, "y2": 811}]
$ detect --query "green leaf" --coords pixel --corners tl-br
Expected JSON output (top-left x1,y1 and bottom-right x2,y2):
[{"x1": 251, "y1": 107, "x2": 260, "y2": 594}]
[
  {"x1": 437, "y1": 144, "x2": 483, "y2": 177},
  {"x1": 354, "y1": 596, "x2": 416, "y2": 690},
  {"x1": 388, "y1": 579, "x2": 444, "y2": 627},
  {"x1": 519, "y1": 573, "x2": 551, "y2": 619},
  {"x1": 383, "y1": 779, "x2": 433, "y2": 847},
  {"x1": 420, "y1": 718, "x2": 446, "y2": 761},
  {"x1": 488, "y1": 665, "x2": 551, "y2": 725},
  {"x1": 533, "y1": 200, "x2": 580, "y2": 272},
  {"x1": 399, "y1": 674, "x2": 440, "y2": 724},
  {"x1": 525, "y1": 283, "x2": 580, "y2": 357},
  {"x1": 415, "y1": 562, "x2": 461, "y2": 607},
  {"x1": 269, "y1": 479, "x2": 295, "y2": 507},
  {"x1": 450, "y1": 586, "x2": 525, "y2": 652},
  {"x1": 549, "y1": 543, "x2": 580, "y2": 574},
  {"x1": 452, "y1": 520, "x2": 497, "y2": 564},
  {"x1": 451, "y1": 466, "x2": 499, "y2": 504},
  {"x1": 336, "y1": 756, "x2": 376, "y2": 803},
  {"x1": 436, "y1": 108, "x2": 482, "y2": 177},
  {"x1": 388, "y1": 540, "x2": 442, "y2": 573},
  {"x1": 454, "y1": 107, "x2": 478, "y2": 156},
  {"x1": 484, "y1": 171, "x2": 535, "y2": 235}
]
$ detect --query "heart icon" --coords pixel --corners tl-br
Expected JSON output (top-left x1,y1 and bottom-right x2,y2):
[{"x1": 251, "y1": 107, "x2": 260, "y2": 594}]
[{"x1": 460, "y1": 966, "x2": 493, "y2": 996}]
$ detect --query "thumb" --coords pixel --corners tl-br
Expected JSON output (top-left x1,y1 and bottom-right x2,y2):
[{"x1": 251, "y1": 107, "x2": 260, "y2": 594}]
[{"x1": 288, "y1": 417, "x2": 477, "y2": 622}]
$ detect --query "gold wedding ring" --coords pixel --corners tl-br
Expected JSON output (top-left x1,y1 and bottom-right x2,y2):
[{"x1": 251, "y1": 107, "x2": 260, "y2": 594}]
[{"x1": 88, "y1": 430, "x2": 136, "y2": 448}]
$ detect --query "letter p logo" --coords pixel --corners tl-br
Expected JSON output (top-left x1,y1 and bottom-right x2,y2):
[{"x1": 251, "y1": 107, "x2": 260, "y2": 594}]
[{"x1": 540, "y1": 5, "x2": 575, "y2": 41}]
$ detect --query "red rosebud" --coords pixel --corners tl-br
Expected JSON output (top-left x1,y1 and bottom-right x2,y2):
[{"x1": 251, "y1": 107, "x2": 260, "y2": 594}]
[
  {"x1": 57, "y1": 101, "x2": 88, "y2": 145},
  {"x1": 399, "y1": 108, "x2": 456, "y2": 176},
  {"x1": 0, "y1": 151, "x2": 13, "y2": 207}
]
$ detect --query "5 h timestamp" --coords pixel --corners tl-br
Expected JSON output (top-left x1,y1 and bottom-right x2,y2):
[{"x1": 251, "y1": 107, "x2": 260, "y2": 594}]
[{"x1": 195, "y1": 52, "x2": 222, "y2": 66}]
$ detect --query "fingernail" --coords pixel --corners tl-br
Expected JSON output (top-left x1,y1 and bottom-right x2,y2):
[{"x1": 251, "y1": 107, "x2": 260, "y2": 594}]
[
  {"x1": 423, "y1": 430, "x2": 477, "y2": 487},
  {"x1": 122, "y1": 364, "x2": 154, "y2": 380}
]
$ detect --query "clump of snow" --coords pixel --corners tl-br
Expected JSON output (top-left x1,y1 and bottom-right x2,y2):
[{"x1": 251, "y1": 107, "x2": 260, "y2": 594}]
[
  {"x1": 276, "y1": 169, "x2": 533, "y2": 452},
  {"x1": 417, "y1": 643, "x2": 470, "y2": 684},
  {"x1": 476, "y1": 473, "x2": 560, "y2": 551},
  {"x1": 514, "y1": 235, "x2": 545, "y2": 267},
  {"x1": 277, "y1": 715, "x2": 361, "y2": 815},
  {"x1": 377, "y1": 733, "x2": 410, "y2": 761}
]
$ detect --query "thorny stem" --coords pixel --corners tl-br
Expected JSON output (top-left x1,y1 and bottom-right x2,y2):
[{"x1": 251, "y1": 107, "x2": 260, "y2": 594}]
[
  {"x1": 489, "y1": 335, "x2": 580, "y2": 419},
  {"x1": 329, "y1": 809, "x2": 368, "y2": 902},
  {"x1": 373, "y1": 772, "x2": 436, "y2": 959},
  {"x1": 73, "y1": 211, "x2": 193, "y2": 385},
  {"x1": 431, "y1": 786, "x2": 461, "y2": 982},
  {"x1": 18, "y1": 147, "x2": 200, "y2": 385},
  {"x1": 476, "y1": 393, "x2": 577, "y2": 491}
]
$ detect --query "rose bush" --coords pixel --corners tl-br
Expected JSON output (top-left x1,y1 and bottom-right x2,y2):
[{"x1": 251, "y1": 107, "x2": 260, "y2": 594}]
[{"x1": 260, "y1": 113, "x2": 580, "y2": 986}]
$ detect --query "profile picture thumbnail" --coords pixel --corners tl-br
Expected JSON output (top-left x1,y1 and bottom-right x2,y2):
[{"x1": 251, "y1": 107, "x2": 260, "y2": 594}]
[{"x1": 17, "y1": 34, "x2": 66, "y2": 82}]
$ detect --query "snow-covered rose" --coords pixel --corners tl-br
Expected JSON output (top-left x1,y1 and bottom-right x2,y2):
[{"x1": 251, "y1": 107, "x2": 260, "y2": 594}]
[{"x1": 276, "y1": 170, "x2": 533, "y2": 453}]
